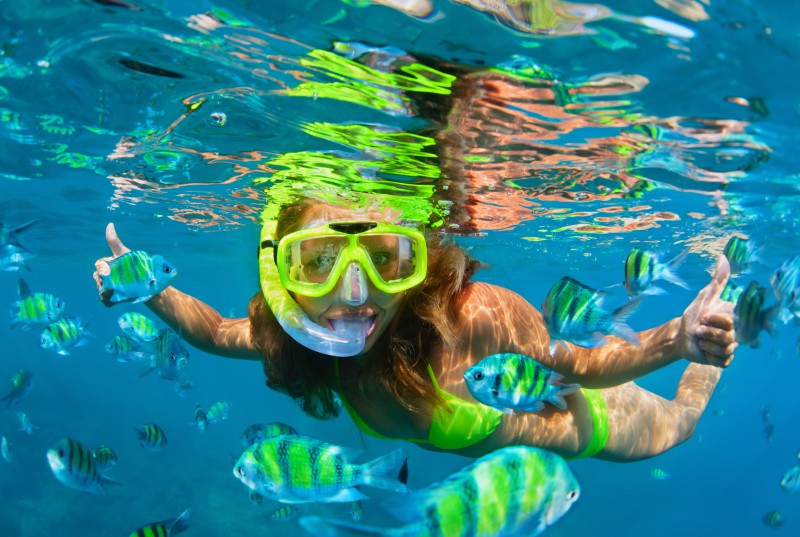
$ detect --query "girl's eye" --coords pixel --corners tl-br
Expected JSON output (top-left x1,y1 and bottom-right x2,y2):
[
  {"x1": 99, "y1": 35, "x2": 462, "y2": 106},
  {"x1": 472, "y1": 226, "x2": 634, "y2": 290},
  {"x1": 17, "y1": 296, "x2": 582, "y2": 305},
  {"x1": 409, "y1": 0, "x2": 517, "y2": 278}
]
[{"x1": 370, "y1": 252, "x2": 391, "y2": 265}]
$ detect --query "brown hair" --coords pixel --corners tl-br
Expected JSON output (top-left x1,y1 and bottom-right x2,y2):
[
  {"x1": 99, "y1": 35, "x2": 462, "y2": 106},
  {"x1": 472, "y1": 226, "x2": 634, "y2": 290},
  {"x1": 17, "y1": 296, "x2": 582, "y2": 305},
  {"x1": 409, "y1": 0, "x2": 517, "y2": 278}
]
[{"x1": 248, "y1": 199, "x2": 481, "y2": 419}]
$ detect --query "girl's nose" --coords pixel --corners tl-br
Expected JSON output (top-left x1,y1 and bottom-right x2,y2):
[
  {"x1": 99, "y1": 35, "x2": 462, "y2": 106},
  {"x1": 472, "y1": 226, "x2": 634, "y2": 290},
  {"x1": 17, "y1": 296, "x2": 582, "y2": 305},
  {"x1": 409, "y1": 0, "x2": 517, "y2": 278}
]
[{"x1": 338, "y1": 262, "x2": 368, "y2": 306}]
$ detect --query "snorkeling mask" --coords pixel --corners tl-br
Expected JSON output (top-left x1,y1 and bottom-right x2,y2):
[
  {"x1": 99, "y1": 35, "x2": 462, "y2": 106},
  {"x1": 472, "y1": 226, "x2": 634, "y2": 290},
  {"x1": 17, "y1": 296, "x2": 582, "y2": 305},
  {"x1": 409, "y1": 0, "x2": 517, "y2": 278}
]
[{"x1": 259, "y1": 220, "x2": 427, "y2": 357}]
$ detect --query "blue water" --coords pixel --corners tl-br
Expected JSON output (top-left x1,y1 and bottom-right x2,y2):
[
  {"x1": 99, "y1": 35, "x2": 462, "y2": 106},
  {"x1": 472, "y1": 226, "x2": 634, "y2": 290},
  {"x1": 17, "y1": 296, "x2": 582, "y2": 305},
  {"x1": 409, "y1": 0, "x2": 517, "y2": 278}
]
[{"x1": 1, "y1": 0, "x2": 799, "y2": 535}]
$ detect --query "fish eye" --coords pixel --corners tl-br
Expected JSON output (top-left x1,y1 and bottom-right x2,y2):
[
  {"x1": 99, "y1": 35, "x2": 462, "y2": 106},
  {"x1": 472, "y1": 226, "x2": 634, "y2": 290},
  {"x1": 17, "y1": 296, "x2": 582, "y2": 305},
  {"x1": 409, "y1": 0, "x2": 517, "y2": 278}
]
[
  {"x1": 57, "y1": 449, "x2": 64, "y2": 458},
  {"x1": 170, "y1": 354, "x2": 176, "y2": 361},
  {"x1": 472, "y1": 370, "x2": 484, "y2": 381},
  {"x1": 237, "y1": 467, "x2": 244, "y2": 477},
  {"x1": 163, "y1": 266, "x2": 172, "y2": 273},
  {"x1": 568, "y1": 490, "x2": 578, "y2": 500}
]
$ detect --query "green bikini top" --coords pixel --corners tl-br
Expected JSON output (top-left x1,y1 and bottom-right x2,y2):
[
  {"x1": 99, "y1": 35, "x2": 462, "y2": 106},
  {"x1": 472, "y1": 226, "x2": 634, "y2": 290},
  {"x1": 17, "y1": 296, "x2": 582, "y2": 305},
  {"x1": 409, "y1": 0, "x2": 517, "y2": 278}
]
[
  {"x1": 332, "y1": 358, "x2": 609, "y2": 457},
  {"x1": 334, "y1": 359, "x2": 504, "y2": 450}
]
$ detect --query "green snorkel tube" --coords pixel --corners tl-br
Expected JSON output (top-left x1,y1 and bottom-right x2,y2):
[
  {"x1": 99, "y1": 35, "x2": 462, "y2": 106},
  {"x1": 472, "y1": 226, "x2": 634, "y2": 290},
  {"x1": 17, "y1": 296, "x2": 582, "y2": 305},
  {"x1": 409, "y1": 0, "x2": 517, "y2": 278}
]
[{"x1": 259, "y1": 220, "x2": 367, "y2": 357}]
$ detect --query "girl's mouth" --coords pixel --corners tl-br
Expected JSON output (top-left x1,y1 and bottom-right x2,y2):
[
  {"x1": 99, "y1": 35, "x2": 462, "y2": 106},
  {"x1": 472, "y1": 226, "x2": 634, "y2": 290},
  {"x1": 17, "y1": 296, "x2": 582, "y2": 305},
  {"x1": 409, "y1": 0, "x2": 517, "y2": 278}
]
[{"x1": 327, "y1": 314, "x2": 378, "y2": 338}]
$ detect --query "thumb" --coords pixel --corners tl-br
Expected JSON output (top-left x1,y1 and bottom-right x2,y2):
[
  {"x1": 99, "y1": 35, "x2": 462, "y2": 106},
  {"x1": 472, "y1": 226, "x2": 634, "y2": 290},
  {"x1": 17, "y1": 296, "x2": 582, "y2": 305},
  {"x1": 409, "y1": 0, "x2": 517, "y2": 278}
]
[
  {"x1": 106, "y1": 223, "x2": 131, "y2": 257},
  {"x1": 707, "y1": 255, "x2": 730, "y2": 298}
]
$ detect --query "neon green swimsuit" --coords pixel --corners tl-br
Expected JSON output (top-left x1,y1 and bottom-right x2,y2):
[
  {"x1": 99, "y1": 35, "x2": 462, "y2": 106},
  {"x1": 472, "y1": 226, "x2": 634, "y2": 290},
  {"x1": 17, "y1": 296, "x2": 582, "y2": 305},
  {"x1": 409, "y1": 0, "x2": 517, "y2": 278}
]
[{"x1": 334, "y1": 359, "x2": 609, "y2": 458}]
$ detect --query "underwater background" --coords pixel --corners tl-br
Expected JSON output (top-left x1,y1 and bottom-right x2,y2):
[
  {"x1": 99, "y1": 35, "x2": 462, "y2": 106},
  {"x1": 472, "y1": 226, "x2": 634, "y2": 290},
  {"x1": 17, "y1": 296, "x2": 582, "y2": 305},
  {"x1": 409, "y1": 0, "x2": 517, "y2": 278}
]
[{"x1": 0, "y1": 0, "x2": 799, "y2": 535}]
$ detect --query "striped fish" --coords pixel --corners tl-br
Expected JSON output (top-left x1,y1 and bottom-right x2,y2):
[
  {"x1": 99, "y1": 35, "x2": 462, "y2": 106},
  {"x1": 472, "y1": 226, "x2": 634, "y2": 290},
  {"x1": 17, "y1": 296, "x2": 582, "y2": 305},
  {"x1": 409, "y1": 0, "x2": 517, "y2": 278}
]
[
  {"x1": 47, "y1": 438, "x2": 120, "y2": 494},
  {"x1": 0, "y1": 243, "x2": 35, "y2": 271},
  {"x1": 623, "y1": 248, "x2": 688, "y2": 297},
  {"x1": 769, "y1": 256, "x2": 800, "y2": 323},
  {"x1": 300, "y1": 446, "x2": 580, "y2": 537},
  {"x1": 720, "y1": 281, "x2": 743, "y2": 304},
  {"x1": 734, "y1": 280, "x2": 778, "y2": 348},
  {"x1": 136, "y1": 423, "x2": 168, "y2": 451},
  {"x1": 723, "y1": 236, "x2": 758, "y2": 275},
  {"x1": 16, "y1": 411, "x2": 36, "y2": 434},
  {"x1": 139, "y1": 329, "x2": 193, "y2": 395},
  {"x1": 129, "y1": 508, "x2": 191, "y2": 537},
  {"x1": 763, "y1": 510, "x2": 784, "y2": 529},
  {"x1": 542, "y1": 277, "x2": 641, "y2": 357},
  {"x1": 118, "y1": 312, "x2": 161, "y2": 342},
  {"x1": 92, "y1": 444, "x2": 119, "y2": 468},
  {"x1": 1, "y1": 369, "x2": 32, "y2": 408},
  {"x1": 240, "y1": 422, "x2": 298, "y2": 447},
  {"x1": 271, "y1": 505, "x2": 300, "y2": 521},
  {"x1": 205, "y1": 401, "x2": 233, "y2": 423},
  {"x1": 99, "y1": 250, "x2": 177, "y2": 304},
  {"x1": 105, "y1": 335, "x2": 152, "y2": 363},
  {"x1": 194, "y1": 404, "x2": 208, "y2": 432},
  {"x1": 233, "y1": 435, "x2": 407, "y2": 504},
  {"x1": 464, "y1": 353, "x2": 581, "y2": 413},
  {"x1": 39, "y1": 317, "x2": 92, "y2": 355},
  {"x1": 350, "y1": 500, "x2": 363, "y2": 522},
  {"x1": 10, "y1": 279, "x2": 65, "y2": 330}
]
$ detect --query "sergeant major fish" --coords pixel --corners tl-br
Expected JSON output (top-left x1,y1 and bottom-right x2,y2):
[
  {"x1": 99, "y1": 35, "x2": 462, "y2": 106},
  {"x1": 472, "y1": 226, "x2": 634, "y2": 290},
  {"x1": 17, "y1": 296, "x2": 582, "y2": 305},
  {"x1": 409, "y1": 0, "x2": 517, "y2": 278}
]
[
  {"x1": 233, "y1": 434, "x2": 407, "y2": 504},
  {"x1": 300, "y1": 445, "x2": 580, "y2": 537},
  {"x1": 769, "y1": 256, "x2": 800, "y2": 324},
  {"x1": 723, "y1": 236, "x2": 759, "y2": 275},
  {"x1": 194, "y1": 404, "x2": 208, "y2": 432},
  {"x1": 1, "y1": 368, "x2": 32, "y2": 408},
  {"x1": 205, "y1": 401, "x2": 233, "y2": 424},
  {"x1": 780, "y1": 465, "x2": 800, "y2": 494},
  {"x1": 47, "y1": 438, "x2": 121, "y2": 494},
  {"x1": 98, "y1": 250, "x2": 177, "y2": 304},
  {"x1": 136, "y1": 423, "x2": 167, "y2": 452},
  {"x1": 542, "y1": 276, "x2": 642, "y2": 356},
  {"x1": 16, "y1": 411, "x2": 36, "y2": 434},
  {"x1": 139, "y1": 329, "x2": 193, "y2": 394},
  {"x1": 10, "y1": 278, "x2": 65, "y2": 330},
  {"x1": 623, "y1": 248, "x2": 689, "y2": 297},
  {"x1": 128, "y1": 507, "x2": 191, "y2": 537},
  {"x1": 39, "y1": 317, "x2": 92, "y2": 355},
  {"x1": 0, "y1": 243, "x2": 35, "y2": 271},
  {"x1": 240, "y1": 422, "x2": 298, "y2": 447},
  {"x1": 734, "y1": 280, "x2": 778, "y2": 348},
  {"x1": 105, "y1": 335, "x2": 152, "y2": 363},
  {"x1": 118, "y1": 312, "x2": 161, "y2": 342},
  {"x1": 464, "y1": 353, "x2": 581, "y2": 413},
  {"x1": 92, "y1": 444, "x2": 119, "y2": 468}
]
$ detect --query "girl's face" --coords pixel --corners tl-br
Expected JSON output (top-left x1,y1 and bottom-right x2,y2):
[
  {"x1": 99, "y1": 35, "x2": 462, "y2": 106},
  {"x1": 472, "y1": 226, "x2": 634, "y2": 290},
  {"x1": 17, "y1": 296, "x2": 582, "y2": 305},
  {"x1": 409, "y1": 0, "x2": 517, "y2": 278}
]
[{"x1": 289, "y1": 205, "x2": 409, "y2": 355}]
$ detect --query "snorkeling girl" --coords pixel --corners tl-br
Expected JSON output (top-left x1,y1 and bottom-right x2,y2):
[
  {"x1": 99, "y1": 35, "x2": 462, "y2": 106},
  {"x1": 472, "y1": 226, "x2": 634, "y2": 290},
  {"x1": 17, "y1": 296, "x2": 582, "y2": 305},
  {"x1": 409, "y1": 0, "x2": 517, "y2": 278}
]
[{"x1": 94, "y1": 197, "x2": 737, "y2": 462}]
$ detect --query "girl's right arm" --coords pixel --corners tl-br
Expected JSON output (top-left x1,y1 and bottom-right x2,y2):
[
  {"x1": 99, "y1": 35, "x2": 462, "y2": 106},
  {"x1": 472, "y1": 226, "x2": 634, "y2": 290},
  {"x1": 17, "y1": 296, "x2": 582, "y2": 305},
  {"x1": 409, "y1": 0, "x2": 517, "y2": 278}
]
[{"x1": 94, "y1": 223, "x2": 261, "y2": 361}]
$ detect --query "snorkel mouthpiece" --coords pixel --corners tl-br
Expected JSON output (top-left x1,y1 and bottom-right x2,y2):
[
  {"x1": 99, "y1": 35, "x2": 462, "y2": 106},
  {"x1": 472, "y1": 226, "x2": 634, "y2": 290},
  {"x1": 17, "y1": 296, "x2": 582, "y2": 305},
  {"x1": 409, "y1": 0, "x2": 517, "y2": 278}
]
[{"x1": 259, "y1": 222, "x2": 366, "y2": 357}]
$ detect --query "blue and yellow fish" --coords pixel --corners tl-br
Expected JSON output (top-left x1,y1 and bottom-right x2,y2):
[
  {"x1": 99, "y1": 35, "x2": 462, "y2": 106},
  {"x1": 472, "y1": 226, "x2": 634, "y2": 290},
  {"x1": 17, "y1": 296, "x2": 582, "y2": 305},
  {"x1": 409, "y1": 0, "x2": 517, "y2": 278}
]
[
  {"x1": 271, "y1": 505, "x2": 300, "y2": 521},
  {"x1": 233, "y1": 435, "x2": 407, "y2": 504},
  {"x1": 105, "y1": 335, "x2": 152, "y2": 363},
  {"x1": 10, "y1": 279, "x2": 65, "y2": 330},
  {"x1": 1, "y1": 368, "x2": 32, "y2": 408},
  {"x1": 39, "y1": 317, "x2": 92, "y2": 355},
  {"x1": 464, "y1": 353, "x2": 580, "y2": 413},
  {"x1": 118, "y1": 312, "x2": 161, "y2": 342},
  {"x1": 128, "y1": 508, "x2": 191, "y2": 537},
  {"x1": 139, "y1": 329, "x2": 193, "y2": 394},
  {"x1": 92, "y1": 444, "x2": 119, "y2": 468},
  {"x1": 205, "y1": 401, "x2": 233, "y2": 423},
  {"x1": 734, "y1": 280, "x2": 778, "y2": 348},
  {"x1": 240, "y1": 422, "x2": 298, "y2": 447},
  {"x1": 99, "y1": 250, "x2": 177, "y2": 304},
  {"x1": 723, "y1": 236, "x2": 759, "y2": 275},
  {"x1": 762, "y1": 510, "x2": 783, "y2": 529},
  {"x1": 194, "y1": 404, "x2": 208, "y2": 432},
  {"x1": 623, "y1": 248, "x2": 688, "y2": 297},
  {"x1": 542, "y1": 276, "x2": 641, "y2": 356},
  {"x1": 47, "y1": 438, "x2": 120, "y2": 494},
  {"x1": 769, "y1": 256, "x2": 800, "y2": 324},
  {"x1": 136, "y1": 423, "x2": 168, "y2": 452},
  {"x1": 780, "y1": 465, "x2": 800, "y2": 494},
  {"x1": 301, "y1": 446, "x2": 580, "y2": 537}
]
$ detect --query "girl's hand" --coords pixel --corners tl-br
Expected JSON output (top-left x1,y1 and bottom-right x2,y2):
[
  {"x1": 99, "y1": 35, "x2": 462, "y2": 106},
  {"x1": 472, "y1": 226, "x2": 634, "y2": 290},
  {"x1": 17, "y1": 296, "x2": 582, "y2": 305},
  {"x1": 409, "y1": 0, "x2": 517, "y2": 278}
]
[
  {"x1": 678, "y1": 256, "x2": 737, "y2": 367},
  {"x1": 93, "y1": 223, "x2": 131, "y2": 306}
]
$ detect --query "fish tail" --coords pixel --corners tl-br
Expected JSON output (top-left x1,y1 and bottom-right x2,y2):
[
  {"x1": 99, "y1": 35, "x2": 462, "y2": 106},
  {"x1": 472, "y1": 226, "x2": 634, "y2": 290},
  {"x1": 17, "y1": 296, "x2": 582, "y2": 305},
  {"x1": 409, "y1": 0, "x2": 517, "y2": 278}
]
[
  {"x1": 550, "y1": 383, "x2": 582, "y2": 410},
  {"x1": 360, "y1": 449, "x2": 408, "y2": 493},
  {"x1": 300, "y1": 516, "x2": 392, "y2": 537},
  {"x1": 610, "y1": 296, "x2": 643, "y2": 347},
  {"x1": 168, "y1": 508, "x2": 192, "y2": 535},
  {"x1": 660, "y1": 250, "x2": 689, "y2": 290}
]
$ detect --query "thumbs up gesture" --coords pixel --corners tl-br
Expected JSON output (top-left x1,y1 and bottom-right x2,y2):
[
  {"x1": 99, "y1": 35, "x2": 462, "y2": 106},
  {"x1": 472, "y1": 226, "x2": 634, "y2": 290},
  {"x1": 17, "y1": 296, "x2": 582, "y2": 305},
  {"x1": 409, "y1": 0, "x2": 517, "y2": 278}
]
[{"x1": 677, "y1": 256, "x2": 738, "y2": 367}]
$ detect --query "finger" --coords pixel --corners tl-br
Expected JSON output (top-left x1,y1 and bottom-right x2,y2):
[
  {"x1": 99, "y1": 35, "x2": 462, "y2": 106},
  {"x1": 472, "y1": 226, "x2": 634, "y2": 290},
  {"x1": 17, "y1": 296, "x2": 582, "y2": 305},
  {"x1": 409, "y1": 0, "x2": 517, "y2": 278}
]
[
  {"x1": 696, "y1": 324, "x2": 736, "y2": 345},
  {"x1": 700, "y1": 312, "x2": 735, "y2": 331},
  {"x1": 106, "y1": 223, "x2": 131, "y2": 257},
  {"x1": 698, "y1": 337, "x2": 737, "y2": 357},
  {"x1": 703, "y1": 351, "x2": 733, "y2": 368},
  {"x1": 709, "y1": 255, "x2": 731, "y2": 296},
  {"x1": 94, "y1": 256, "x2": 113, "y2": 277}
]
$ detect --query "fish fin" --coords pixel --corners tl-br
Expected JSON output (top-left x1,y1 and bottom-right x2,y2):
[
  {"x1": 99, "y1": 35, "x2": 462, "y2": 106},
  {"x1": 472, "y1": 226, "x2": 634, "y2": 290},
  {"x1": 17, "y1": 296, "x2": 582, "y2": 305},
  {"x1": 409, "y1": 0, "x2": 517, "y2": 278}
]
[
  {"x1": 99, "y1": 474, "x2": 123, "y2": 488},
  {"x1": 586, "y1": 333, "x2": 609, "y2": 347},
  {"x1": 9, "y1": 219, "x2": 39, "y2": 240},
  {"x1": 17, "y1": 278, "x2": 30, "y2": 298},
  {"x1": 642, "y1": 286, "x2": 667, "y2": 296},
  {"x1": 300, "y1": 516, "x2": 386, "y2": 537},
  {"x1": 659, "y1": 268, "x2": 689, "y2": 290},
  {"x1": 361, "y1": 448, "x2": 408, "y2": 493},
  {"x1": 167, "y1": 508, "x2": 192, "y2": 534},
  {"x1": 130, "y1": 295, "x2": 153, "y2": 304},
  {"x1": 174, "y1": 381, "x2": 196, "y2": 397},
  {"x1": 324, "y1": 488, "x2": 369, "y2": 503},
  {"x1": 503, "y1": 407, "x2": 518, "y2": 415},
  {"x1": 550, "y1": 383, "x2": 582, "y2": 410},
  {"x1": 610, "y1": 296, "x2": 643, "y2": 347},
  {"x1": 397, "y1": 457, "x2": 409, "y2": 486},
  {"x1": 549, "y1": 340, "x2": 558, "y2": 358},
  {"x1": 521, "y1": 402, "x2": 542, "y2": 412},
  {"x1": 138, "y1": 361, "x2": 157, "y2": 378},
  {"x1": 666, "y1": 248, "x2": 689, "y2": 270},
  {"x1": 559, "y1": 339, "x2": 572, "y2": 354},
  {"x1": 57, "y1": 349, "x2": 72, "y2": 356}
]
